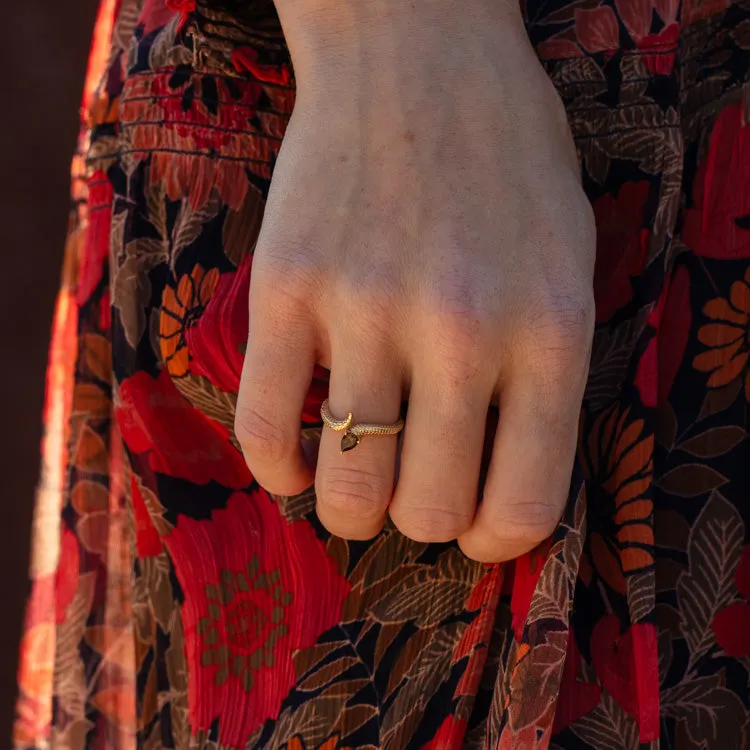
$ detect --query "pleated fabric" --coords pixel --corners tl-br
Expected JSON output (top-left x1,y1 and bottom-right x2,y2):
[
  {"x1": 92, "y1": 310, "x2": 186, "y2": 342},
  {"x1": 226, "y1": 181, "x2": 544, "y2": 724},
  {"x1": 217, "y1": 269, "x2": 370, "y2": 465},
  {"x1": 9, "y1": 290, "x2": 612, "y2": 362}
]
[{"x1": 14, "y1": 0, "x2": 750, "y2": 747}]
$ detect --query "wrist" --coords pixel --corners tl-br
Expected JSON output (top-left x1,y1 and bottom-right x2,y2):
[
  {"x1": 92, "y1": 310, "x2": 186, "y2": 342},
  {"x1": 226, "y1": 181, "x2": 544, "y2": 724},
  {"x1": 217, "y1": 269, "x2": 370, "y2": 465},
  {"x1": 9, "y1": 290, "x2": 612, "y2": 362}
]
[{"x1": 273, "y1": 0, "x2": 529, "y2": 94}]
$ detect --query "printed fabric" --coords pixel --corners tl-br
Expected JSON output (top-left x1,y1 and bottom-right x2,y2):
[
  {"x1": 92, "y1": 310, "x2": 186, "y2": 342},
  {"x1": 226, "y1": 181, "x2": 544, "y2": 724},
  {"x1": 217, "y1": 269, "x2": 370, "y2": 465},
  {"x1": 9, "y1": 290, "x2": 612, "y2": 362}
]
[{"x1": 14, "y1": 0, "x2": 750, "y2": 747}]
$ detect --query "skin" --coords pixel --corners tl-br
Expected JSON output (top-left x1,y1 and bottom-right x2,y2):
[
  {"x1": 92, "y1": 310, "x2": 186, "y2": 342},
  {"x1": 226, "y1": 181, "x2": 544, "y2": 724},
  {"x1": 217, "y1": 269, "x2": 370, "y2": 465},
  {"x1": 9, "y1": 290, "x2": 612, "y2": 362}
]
[{"x1": 235, "y1": 0, "x2": 597, "y2": 563}]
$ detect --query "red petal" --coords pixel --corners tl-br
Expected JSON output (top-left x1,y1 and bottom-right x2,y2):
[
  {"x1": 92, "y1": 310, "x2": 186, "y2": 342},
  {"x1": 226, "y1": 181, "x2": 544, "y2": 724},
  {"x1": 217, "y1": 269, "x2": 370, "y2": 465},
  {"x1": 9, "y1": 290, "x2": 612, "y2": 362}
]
[
  {"x1": 657, "y1": 265, "x2": 692, "y2": 405},
  {"x1": 117, "y1": 370, "x2": 252, "y2": 488},
  {"x1": 575, "y1": 7, "x2": 621, "y2": 53},
  {"x1": 712, "y1": 602, "x2": 750, "y2": 657},
  {"x1": 593, "y1": 184, "x2": 651, "y2": 322},
  {"x1": 591, "y1": 615, "x2": 636, "y2": 715},
  {"x1": 130, "y1": 474, "x2": 163, "y2": 558},
  {"x1": 635, "y1": 335, "x2": 658, "y2": 408},
  {"x1": 510, "y1": 540, "x2": 552, "y2": 641},
  {"x1": 553, "y1": 629, "x2": 601, "y2": 732},
  {"x1": 232, "y1": 47, "x2": 291, "y2": 86},
  {"x1": 654, "y1": 0, "x2": 679, "y2": 24},
  {"x1": 536, "y1": 38, "x2": 585, "y2": 59},
  {"x1": 616, "y1": 0, "x2": 653, "y2": 40},
  {"x1": 637, "y1": 25, "x2": 679, "y2": 76},
  {"x1": 627, "y1": 623, "x2": 660, "y2": 742},
  {"x1": 77, "y1": 171, "x2": 113, "y2": 306},
  {"x1": 682, "y1": 105, "x2": 750, "y2": 259},
  {"x1": 419, "y1": 716, "x2": 468, "y2": 750}
]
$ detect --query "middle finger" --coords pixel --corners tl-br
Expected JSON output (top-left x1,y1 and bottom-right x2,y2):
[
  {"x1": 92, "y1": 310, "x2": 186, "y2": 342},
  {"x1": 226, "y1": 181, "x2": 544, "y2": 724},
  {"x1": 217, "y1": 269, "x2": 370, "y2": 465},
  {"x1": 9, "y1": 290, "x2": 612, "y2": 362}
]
[{"x1": 389, "y1": 363, "x2": 493, "y2": 543}]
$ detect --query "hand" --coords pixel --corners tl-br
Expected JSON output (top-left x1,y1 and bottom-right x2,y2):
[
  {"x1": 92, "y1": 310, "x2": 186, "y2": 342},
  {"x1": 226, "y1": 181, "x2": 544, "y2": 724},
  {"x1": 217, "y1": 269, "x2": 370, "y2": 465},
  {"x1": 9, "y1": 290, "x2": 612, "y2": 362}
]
[{"x1": 235, "y1": 0, "x2": 596, "y2": 562}]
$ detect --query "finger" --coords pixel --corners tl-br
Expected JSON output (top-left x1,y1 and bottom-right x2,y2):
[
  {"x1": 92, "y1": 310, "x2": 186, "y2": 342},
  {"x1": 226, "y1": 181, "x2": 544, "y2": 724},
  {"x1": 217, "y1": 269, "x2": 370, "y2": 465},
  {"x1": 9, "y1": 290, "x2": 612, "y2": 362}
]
[
  {"x1": 315, "y1": 347, "x2": 403, "y2": 541},
  {"x1": 389, "y1": 369, "x2": 490, "y2": 543},
  {"x1": 458, "y1": 376, "x2": 583, "y2": 563},
  {"x1": 235, "y1": 272, "x2": 316, "y2": 496}
]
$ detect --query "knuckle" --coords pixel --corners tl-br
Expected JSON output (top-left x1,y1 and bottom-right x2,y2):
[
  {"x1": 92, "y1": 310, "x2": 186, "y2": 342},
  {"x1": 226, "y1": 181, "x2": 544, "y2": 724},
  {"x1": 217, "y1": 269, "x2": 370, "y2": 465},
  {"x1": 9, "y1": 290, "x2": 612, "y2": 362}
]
[
  {"x1": 392, "y1": 505, "x2": 473, "y2": 543},
  {"x1": 489, "y1": 500, "x2": 562, "y2": 545},
  {"x1": 317, "y1": 466, "x2": 390, "y2": 520},
  {"x1": 428, "y1": 306, "x2": 492, "y2": 383},
  {"x1": 257, "y1": 244, "x2": 321, "y2": 307},
  {"x1": 534, "y1": 292, "x2": 595, "y2": 351},
  {"x1": 522, "y1": 291, "x2": 595, "y2": 379},
  {"x1": 343, "y1": 284, "x2": 398, "y2": 339},
  {"x1": 234, "y1": 406, "x2": 291, "y2": 465}
]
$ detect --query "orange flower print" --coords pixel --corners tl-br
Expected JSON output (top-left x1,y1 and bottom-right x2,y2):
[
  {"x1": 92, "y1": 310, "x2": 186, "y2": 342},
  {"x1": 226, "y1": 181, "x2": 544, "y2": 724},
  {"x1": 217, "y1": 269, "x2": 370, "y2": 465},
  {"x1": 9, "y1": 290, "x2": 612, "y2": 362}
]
[
  {"x1": 281, "y1": 735, "x2": 351, "y2": 750},
  {"x1": 579, "y1": 405, "x2": 654, "y2": 594},
  {"x1": 694, "y1": 268, "x2": 750, "y2": 399},
  {"x1": 159, "y1": 265, "x2": 220, "y2": 378}
]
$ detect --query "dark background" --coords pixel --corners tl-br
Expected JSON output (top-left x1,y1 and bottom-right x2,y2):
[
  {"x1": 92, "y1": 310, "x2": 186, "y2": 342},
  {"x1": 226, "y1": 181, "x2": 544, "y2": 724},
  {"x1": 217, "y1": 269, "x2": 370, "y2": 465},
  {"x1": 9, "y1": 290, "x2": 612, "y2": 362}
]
[{"x1": 1, "y1": 0, "x2": 99, "y2": 741}]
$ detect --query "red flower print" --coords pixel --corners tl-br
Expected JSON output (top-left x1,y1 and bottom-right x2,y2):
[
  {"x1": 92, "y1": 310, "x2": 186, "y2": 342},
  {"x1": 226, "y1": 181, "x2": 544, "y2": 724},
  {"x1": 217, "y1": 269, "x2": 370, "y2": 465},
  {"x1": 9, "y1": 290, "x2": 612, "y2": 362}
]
[
  {"x1": 614, "y1": 0, "x2": 679, "y2": 66},
  {"x1": 552, "y1": 629, "x2": 601, "y2": 732},
  {"x1": 121, "y1": 73, "x2": 272, "y2": 211},
  {"x1": 164, "y1": 491, "x2": 350, "y2": 748},
  {"x1": 160, "y1": 265, "x2": 221, "y2": 378},
  {"x1": 137, "y1": 1, "x2": 178, "y2": 36},
  {"x1": 99, "y1": 289, "x2": 111, "y2": 331},
  {"x1": 575, "y1": 6, "x2": 620, "y2": 55},
  {"x1": 165, "y1": 0, "x2": 195, "y2": 10},
  {"x1": 591, "y1": 615, "x2": 659, "y2": 741},
  {"x1": 536, "y1": 36, "x2": 585, "y2": 60},
  {"x1": 130, "y1": 473, "x2": 163, "y2": 558},
  {"x1": 232, "y1": 46, "x2": 292, "y2": 86},
  {"x1": 77, "y1": 171, "x2": 113, "y2": 307},
  {"x1": 593, "y1": 182, "x2": 651, "y2": 322},
  {"x1": 635, "y1": 264, "x2": 691, "y2": 407},
  {"x1": 682, "y1": 104, "x2": 750, "y2": 259},
  {"x1": 23, "y1": 525, "x2": 80, "y2": 635},
  {"x1": 616, "y1": 0, "x2": 653, "y2": 41},
  {"x1": 693, "y1": 268, "x2": 750, "y2": 400},
  {"x1": 636, "y1": 24, "x2": 679, "y2": 76},
  {"x1": 712, "y1": 545, "x2": 750, "y2": 657},
  {"x1": 655, "y1": 264, "x2": 691, "y2": 406},
  {"x1": 187, "y1": 257, "x2": 330, "y2": 420},
  {"x1": 117, "y1": 369, "x2": 252, "y2": 488},
  {"x1": 654, "y1": 0, "x2": 679, "y2": 24},
  {"x1": 15, "y1": 530, "x2": 78, "y2": 744},
  {"x1": 280, "y1": 737, "x2": 351, "y2": 750},
  {"x1": 419, "y1": 715, "x2": 468, "y2": 750},
  {"x1": 510, "y1": 539, "x2": 552, "y2": 641},
  {"x1": 187, "y1": 261, "x2": 251, "y2": 393},
  {"x1": 712, "y1": 603, "x2": 750, "y2": 657},
  {"x1": 453, "y1": 567, "x2": 502, "y2": 697},
  {"x1": 55, "y1": 527, "x2": 80, "y2": 623}
]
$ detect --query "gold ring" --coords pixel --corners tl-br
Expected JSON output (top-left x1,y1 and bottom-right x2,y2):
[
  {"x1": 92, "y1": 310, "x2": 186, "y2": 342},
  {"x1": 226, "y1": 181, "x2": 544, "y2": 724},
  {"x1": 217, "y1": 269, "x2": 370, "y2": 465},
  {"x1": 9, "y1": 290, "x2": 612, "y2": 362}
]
[{"x1": 320, "y1": 399, "x2": 405, "y2": 453}]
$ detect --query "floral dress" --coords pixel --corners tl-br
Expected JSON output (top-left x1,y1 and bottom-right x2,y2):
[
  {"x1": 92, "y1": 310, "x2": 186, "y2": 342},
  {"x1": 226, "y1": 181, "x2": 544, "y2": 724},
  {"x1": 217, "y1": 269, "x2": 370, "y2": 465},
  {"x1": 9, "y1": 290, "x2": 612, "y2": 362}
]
[{"x1": 14, "y1": 0, "x2": 750, "y2": 748}]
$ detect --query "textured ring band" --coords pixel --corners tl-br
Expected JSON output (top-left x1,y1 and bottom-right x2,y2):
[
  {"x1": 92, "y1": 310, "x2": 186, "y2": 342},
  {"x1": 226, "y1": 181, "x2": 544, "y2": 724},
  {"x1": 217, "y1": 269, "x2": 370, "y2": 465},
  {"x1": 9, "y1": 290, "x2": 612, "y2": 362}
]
[{"x1": 320, "y1": 399, "x2": 405, "y2": 453}]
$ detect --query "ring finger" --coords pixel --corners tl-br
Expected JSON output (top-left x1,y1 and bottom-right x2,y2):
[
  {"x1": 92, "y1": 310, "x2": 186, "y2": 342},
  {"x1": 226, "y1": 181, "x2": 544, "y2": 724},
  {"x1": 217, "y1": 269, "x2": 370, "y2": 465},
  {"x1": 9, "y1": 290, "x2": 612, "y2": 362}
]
[{"x1": 315, "y1": 341, "x2": 404, "y2": 540}]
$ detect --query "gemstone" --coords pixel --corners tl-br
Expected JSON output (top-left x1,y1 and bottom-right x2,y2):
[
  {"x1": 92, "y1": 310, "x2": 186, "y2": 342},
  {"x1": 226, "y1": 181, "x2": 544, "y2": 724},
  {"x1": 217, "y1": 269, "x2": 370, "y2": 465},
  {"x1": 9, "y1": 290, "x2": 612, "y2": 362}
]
[{"x1": 340, "y1": 432, "x2": 360, "y2": 452}]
